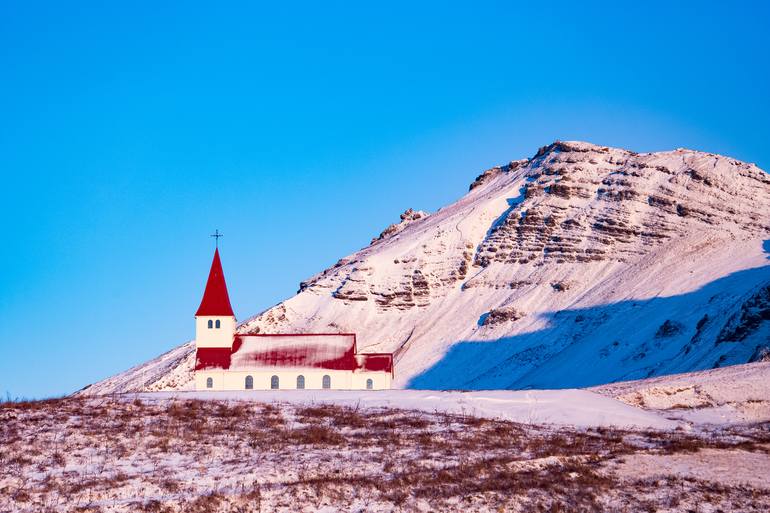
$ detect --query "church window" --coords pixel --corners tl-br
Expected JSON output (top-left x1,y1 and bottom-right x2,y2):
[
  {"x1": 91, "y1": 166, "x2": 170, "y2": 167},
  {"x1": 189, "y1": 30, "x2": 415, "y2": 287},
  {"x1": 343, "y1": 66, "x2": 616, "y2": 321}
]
[
  {"x1": 322, "y1": 375, "x2": 331, "y2": 389},
  {"x1": 366, "y1": 378, "x2": 373, "y2": 390},
  {"x1": 270, "y1": 375, "x2": 279, "y2": 389},
  {"x1": 206, "y1": 377, "x2": 213, "y2": 389},
  {"x1": 296, "y1": 375, "x2": 305, "y2": 389},
  {"x1": 215, "y1": 319, "x2": 221, "y2": 329},
  {"x1": 207, "y1": 319, "x2": 213, "y2": 329},
  {"x1": 245, "y1": 375, "x2": 254, "y2": 389}
]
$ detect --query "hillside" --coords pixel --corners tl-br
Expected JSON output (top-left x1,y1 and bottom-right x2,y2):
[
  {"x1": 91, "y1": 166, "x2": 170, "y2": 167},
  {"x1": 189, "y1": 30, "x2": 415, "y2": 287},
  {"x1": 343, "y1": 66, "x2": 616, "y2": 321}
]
[
  {"x1": 78, "y1": 141, "x2": 770, "y2": 395},
  {"x1": 5, "y1": 395, "x2": 770, "y2": 512}
]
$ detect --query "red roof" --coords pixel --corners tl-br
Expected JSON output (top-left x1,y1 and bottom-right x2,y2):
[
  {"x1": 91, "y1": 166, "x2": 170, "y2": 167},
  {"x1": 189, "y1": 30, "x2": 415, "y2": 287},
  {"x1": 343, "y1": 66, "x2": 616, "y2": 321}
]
[
  {"x1": 195, "y1": 333, "x2": 393, "y2": 375},
  {"x1": 194, "y1": 347, "x2": 232, "y2": 370},
  {"x1": 195, "y1": 248, "x2": 235, "y2": 317}
]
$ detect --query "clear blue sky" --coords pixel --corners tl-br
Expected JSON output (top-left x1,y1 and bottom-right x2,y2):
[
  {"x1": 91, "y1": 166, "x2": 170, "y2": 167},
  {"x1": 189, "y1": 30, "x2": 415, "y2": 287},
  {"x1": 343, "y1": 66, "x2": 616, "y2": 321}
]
[{"x1": 1, "y1": 2, "x2": 768, "y2": 398}]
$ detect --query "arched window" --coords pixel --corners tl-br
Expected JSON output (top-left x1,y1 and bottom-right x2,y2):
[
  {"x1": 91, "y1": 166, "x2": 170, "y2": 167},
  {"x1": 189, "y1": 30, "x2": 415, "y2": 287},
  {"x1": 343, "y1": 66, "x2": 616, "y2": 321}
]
[
  {"x1": 215, "y1": 319, "x2": 221, "y2": 329},
  {"x1": 366, "y1": 378, "x2": 373, "y2": 390},
  {"x1": 207, "y1": 319, "x2": 213, "y2": 329},
  {"x1": 245, "y1": 375, "x2": 254, "y2": 389},
  {"x1": 322, "y1": 375, "x2": 331, "y2": 389},
  {"x1": 296, "y1": 375, "x2": 305, "y2": 389},
  {"x1": 206, "y1": 377, "x2": 213, "y2": 389},
  {"x1": 270, "y1": 375, "x2": 279, "y2": 389}
]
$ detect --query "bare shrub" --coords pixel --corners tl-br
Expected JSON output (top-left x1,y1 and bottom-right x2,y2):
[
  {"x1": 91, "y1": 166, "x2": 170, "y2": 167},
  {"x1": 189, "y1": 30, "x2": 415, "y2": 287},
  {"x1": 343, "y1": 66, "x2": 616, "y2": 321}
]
[{"x1": 290, "y1": 425, "x2": 345, "y2": 446}]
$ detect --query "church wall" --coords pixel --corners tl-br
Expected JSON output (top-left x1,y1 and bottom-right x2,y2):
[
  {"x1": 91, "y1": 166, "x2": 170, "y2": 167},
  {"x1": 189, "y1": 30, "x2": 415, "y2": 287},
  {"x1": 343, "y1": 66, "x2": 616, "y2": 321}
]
[
  {"x1": 194, "y1": 369, "x2": 391, "y2": 391},
  {"x1": 194, "y1": 370, "x2": 228, "y2": 391},
  {"x1": 195, "y1": 316, "x2": 236, "y2": 347},
  {"x1": 352, "y1": 372, "x2": 392, "y2": 390}
]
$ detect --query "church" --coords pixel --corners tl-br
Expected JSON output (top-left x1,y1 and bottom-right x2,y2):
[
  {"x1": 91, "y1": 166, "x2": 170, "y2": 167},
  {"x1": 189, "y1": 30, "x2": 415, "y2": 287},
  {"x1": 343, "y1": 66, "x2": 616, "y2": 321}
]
[{"x1": 193, "y1": 246, "x2": 393, "y2": 391}]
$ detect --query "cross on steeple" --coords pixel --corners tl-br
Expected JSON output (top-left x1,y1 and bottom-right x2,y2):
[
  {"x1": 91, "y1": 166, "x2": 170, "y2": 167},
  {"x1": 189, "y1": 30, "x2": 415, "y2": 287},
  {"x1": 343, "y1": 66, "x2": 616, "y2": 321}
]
[{"x1": 210, "y1": 229, "x2": 223, "y2": 248}]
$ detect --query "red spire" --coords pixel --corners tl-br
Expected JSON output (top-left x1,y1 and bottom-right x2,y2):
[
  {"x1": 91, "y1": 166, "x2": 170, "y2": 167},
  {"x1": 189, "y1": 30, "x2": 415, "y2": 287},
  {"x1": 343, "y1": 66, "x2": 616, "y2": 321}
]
[{"x1": 196, "y1": 248, "x2": 235, "y2": 317}]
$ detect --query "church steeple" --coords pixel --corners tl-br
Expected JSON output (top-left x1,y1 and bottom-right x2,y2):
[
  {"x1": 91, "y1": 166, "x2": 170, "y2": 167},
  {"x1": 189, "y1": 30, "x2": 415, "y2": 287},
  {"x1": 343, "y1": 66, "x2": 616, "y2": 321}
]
[
  {"x1": 195, "y1": 246, "x2": 236, "y2": 349},
  {"x1": 196, "y1": 248, "x2": 235, "y2": 317}
]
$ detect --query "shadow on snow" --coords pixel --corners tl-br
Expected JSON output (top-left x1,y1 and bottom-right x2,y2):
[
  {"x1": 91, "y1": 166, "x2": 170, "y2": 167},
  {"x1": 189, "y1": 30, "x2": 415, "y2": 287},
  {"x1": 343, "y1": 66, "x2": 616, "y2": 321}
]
[{"x1": 407, "y1": 242, "x2": 770, "y2": 391}]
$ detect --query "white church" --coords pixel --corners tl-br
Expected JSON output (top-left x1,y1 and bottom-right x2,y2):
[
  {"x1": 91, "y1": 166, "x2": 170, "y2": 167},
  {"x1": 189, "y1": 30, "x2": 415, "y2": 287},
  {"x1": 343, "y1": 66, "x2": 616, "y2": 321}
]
[{"x1": 193, "y1": 246, "x2": 393, "y2": 391}]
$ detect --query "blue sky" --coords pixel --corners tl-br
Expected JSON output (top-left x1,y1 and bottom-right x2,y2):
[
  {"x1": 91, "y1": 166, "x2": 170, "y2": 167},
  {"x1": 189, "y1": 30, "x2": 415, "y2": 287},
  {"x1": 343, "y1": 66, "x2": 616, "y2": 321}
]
[{"x1": 1, "y1": 2, "x2": 768, "y2": 398}]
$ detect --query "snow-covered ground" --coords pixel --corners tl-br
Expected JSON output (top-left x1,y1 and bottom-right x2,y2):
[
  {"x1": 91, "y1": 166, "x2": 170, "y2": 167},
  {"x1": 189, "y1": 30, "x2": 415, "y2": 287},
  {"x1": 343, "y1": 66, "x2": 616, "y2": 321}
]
[
  {"x1": 3, "y1": 394, "x2": 769, "y2": 512},
  {"x1": 132, "y1": 359, "x2": 770, "y2": 432},
  {"x1": 593, "y1": 361, "x2": 770, "y2": 424},
  {"x1": 8, "y1": 362, "x2": 770, "y2": 512},
  {"x1": 611, "y1": 448, "x2": 770, "y2": 492},
  {"x1": 141, "y1": 388, "x2": 679, "y2": 430},
  {"x1": 79, "y1": 141, "x2": 770, "y2": 396}
]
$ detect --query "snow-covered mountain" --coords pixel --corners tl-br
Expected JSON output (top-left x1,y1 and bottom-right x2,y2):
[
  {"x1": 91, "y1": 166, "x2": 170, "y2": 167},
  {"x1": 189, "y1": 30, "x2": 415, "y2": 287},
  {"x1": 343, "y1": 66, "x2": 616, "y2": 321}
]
[{"x1": 79, "y1": 141, "x2": 770, "y2": 395}]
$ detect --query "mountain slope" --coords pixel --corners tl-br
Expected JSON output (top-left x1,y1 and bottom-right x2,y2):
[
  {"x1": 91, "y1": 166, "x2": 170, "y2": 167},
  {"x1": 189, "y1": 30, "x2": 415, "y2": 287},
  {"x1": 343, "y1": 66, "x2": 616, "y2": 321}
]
[{"x1": 78, "y1": 141, "x2": 770, "y2": 395}]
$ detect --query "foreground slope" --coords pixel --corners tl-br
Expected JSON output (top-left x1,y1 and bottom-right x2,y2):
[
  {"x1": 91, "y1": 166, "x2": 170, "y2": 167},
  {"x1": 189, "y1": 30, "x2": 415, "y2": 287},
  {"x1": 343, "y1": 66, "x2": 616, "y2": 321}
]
[
  {"x1": 79, "y1": 141, "x2": 770, "y2": 394},
  {"x1": 4, "y1": 396, "x2": 769, "y2": 512}
]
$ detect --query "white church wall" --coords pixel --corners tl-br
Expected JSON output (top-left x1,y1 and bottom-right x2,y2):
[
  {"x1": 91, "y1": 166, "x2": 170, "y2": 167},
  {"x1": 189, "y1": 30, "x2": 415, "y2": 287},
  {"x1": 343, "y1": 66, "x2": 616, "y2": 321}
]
[
  {"x1": 195, "y1": 369, "x2": 391, "y2": 391},
  {"x1": 195, "y1": 371, "x2": 227, "y2": 391},
  {"x1": 195, "y1": 316, "x2": 236, "y2": 347},
  {"x1": 352, "y1": 372, "x2": 392, "y2": 390}
]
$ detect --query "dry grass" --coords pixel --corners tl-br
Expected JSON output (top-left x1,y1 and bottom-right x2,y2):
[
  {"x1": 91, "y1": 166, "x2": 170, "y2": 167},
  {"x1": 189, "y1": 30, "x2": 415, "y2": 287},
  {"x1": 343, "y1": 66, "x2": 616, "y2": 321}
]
[{"x1": 0, "y1": 396, "x2": 768, "y2": 512}]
